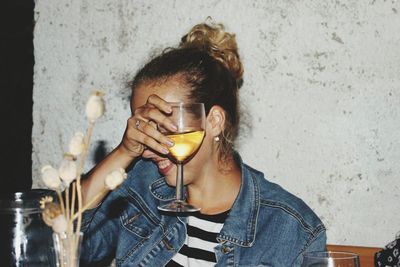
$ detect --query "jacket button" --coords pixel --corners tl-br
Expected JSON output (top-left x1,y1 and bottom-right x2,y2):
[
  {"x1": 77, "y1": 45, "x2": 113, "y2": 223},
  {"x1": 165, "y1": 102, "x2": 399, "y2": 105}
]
[
  {"x1": 162, "y1": 238, "x2": 174, "y2": 251},
  {"x1": 221, "y1": 246, "x2": 231, "y2": 254}
]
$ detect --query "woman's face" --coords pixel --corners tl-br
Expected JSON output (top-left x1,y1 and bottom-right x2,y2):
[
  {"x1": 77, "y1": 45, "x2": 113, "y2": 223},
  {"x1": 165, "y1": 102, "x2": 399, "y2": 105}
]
[{"x1": 131, "y1": 78, "x2": 214, "y2": 186}]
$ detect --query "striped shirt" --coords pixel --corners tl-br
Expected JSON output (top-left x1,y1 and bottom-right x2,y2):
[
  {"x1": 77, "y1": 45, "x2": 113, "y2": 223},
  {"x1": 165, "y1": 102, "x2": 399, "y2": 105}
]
[{"x1": 166, "y1": 210, "x2": 230, "y2": 267}]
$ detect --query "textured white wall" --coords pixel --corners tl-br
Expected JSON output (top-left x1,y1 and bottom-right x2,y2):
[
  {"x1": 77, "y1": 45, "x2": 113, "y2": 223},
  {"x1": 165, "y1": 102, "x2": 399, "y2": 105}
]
[{"x1": 33, "y1": 0, "x2": 400, "y2": 247}]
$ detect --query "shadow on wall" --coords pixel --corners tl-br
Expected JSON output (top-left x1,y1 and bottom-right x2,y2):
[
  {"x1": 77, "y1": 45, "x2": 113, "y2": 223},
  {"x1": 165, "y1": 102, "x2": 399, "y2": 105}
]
[{"x1": 92, "y1": 140, "x2": 109, "y2": 165}]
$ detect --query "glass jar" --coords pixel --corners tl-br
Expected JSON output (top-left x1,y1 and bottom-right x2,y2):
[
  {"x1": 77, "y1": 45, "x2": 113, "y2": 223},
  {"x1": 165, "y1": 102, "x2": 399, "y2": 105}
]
[{"x1": 0, "y1": 189, "x2": 56, "y2": 267}]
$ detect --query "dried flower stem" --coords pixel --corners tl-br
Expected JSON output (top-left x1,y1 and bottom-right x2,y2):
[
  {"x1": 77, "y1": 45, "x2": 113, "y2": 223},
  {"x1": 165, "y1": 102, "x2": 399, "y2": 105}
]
[
  {"x1": 66, "y1": 185, "x2": 70, "y2": 222},
  {"x1": 72, "y1": 187, "x2": 107, "y2": 221},
  {"x1": 70, "y1": 182, "x2": 76, "y2": 221},
  {"x1": 74, "y1": 122, "x2": 95, "y2": 247},
  {"x1": 56, "y1": 190, "x2": 66, "y2": 216}
]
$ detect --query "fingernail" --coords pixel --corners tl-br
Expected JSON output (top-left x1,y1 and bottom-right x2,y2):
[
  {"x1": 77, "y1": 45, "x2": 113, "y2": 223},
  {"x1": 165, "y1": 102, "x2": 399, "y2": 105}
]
[
  {"x1": 170, "y1": 124, "x2": 178, "y2": 131},
  {"x1": 166, "y1": 140, "x2": 174, "y2": 147},
  {"x1": 161, "y1": 148, "x2": 169, "y2": 154}
]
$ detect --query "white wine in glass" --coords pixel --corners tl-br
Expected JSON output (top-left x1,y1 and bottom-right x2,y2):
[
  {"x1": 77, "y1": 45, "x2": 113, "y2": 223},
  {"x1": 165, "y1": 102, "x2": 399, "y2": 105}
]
[
  {"x1": 301, "y1": 251, "x2": 360, "y2": 267},
  {"x1": 167, "y1": 130, "x2": 205, "y2": 162},
  {"x1": 157, "y1": 102, "x2": 206, "y2": 213}
]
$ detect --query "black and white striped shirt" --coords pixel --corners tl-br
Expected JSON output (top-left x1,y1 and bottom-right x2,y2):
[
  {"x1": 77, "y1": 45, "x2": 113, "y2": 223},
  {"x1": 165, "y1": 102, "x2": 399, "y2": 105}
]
[{"x1": 166, "y1": 210, "x2": 229, "y2": 267}]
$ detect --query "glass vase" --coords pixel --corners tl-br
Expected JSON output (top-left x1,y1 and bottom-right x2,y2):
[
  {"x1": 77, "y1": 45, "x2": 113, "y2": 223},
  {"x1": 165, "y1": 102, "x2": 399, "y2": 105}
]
[
  {"x1": 53, "y1": 231, "x2": 83, "y2": 267},
  {"x1": 0, "y1": 189, "x2": 56, "y2": 267}
]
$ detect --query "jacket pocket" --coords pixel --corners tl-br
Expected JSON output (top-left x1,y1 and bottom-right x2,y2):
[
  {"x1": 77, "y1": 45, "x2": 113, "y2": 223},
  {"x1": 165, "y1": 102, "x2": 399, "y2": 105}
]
[
  {"x1": 120, "y1": 207, "x2": 153, "y2": 238},
  {"x1": 116, "y1": 198, "x2": 158, "y2": 264}
]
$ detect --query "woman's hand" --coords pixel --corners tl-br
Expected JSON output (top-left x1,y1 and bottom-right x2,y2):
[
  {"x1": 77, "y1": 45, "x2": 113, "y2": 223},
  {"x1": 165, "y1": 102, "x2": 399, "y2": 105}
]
[{"x1": 119, "y1": 94, "x2": 177, "y2": 158}]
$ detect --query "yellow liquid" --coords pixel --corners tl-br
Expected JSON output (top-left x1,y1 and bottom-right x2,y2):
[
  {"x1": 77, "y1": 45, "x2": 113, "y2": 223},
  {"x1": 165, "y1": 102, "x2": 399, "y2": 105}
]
[{"x1": 167, "y1": 130, "x2": 205, "y2": 162}]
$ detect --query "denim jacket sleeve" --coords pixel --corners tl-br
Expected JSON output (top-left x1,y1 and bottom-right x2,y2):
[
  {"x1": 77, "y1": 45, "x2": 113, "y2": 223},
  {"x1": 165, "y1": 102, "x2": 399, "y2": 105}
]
[
  {"x1": 293, "y1": 228, "x2": 327, "y2": 266},
  {"x1": 79, "y1": 161, "x2": 175, "y2": 266},
  {"x1": 79, "y1": 190, "x2": 122, "y2": 266}
]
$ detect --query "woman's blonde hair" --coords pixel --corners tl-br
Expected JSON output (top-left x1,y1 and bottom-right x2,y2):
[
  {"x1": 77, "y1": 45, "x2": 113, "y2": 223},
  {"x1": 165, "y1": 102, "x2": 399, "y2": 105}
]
[{"x1": 181, "y1": 23, "x2": 243, "y2": 82}]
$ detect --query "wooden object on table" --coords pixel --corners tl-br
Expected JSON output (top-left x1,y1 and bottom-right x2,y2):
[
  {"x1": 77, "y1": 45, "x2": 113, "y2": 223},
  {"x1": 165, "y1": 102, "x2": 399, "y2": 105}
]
[{"x1": 326, "y1": 244, "x2": 382, "y2": 267}]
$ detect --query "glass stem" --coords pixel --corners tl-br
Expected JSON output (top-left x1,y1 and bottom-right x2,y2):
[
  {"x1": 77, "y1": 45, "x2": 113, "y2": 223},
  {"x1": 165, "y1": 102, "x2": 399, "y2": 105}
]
[{"x1": 176, "y1": 162, "x2": 184, "y2": 202}]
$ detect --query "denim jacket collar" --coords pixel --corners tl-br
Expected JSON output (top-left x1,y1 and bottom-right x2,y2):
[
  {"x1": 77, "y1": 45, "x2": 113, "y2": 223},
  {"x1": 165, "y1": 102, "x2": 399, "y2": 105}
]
[
  {"x1": 149, "y1": 153, "x2": 260, "y2": 247},
  {"x1": 218, "y1": 156, "x2": 260, "y2": 247}
]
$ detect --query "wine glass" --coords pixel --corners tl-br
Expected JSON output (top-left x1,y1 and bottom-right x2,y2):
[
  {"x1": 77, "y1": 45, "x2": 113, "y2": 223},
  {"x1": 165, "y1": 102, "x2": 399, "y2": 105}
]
[
  {"x1": 157, "y1": 102, "x2": 206, "y2": 213},
  {"x1": 301, "y1": 251, "x2": 360, "y2": 267}
]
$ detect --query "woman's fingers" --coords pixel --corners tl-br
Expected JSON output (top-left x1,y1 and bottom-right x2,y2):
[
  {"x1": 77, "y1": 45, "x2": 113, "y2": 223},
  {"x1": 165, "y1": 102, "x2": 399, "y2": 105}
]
[
  {"x1": 131, "y1": 127, "x2": 170, "y2": 155},
  {"x1": 122, "y1": 117, "x2": 172, "y2": 157},
  {"x1": 146, "y1": 94, "x2": 173, "y2": 114},
  {"x1": 121, "y1": 94, "x2": 178, "y2": 157},
  {"x1": 134, "y1": 119, "x2": 173, "y2": 150},
  {"x1": 135, "y1": 106, "x2": 177, "y2": 132},
  {"x1": 140, "y1": 94, "x2": 177, "y2": 131}
]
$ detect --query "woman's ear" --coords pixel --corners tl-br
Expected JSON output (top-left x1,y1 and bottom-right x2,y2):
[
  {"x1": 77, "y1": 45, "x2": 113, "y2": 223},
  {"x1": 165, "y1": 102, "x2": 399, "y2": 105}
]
[{"x1": 207, "y1": 105, "x2": 225, "y2": 137}]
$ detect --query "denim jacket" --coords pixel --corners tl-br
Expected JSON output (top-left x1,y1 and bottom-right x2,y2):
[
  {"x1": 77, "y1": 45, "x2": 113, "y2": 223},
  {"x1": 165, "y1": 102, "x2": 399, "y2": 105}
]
[{"x1": 81, "y1": 155, "x2": 326, "y2": 267}]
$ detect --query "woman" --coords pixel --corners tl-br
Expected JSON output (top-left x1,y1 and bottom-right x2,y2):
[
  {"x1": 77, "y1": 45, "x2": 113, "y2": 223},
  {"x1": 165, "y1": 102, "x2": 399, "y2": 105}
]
[{"x1": 81, "y1": 22, "x2": 326, "y2": 267}]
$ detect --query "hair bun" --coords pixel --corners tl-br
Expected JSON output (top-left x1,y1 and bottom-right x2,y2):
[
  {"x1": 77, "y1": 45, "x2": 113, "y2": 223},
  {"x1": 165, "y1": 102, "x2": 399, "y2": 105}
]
[{"x1": 180, "y1": 22, "x2": 244, "y2": 81}]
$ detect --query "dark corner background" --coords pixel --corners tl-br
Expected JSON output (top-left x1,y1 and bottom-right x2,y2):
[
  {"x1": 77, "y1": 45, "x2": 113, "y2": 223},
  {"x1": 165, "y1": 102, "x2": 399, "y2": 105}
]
[{"x1": 1, "y1": 0, "x2": 35, "y2": 193}]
